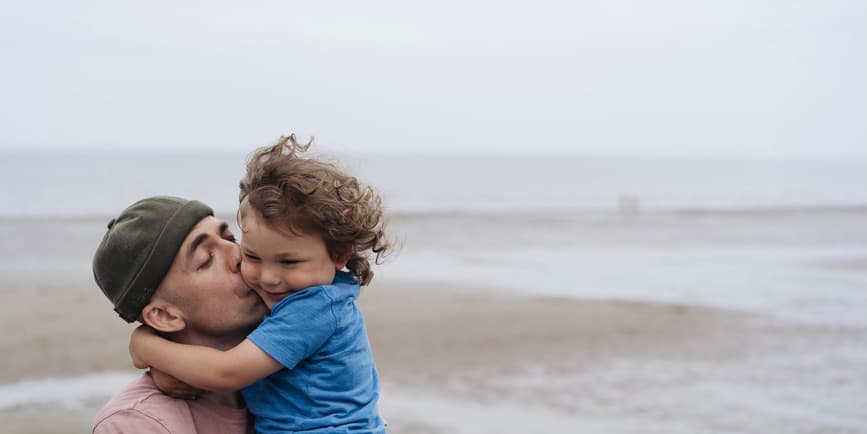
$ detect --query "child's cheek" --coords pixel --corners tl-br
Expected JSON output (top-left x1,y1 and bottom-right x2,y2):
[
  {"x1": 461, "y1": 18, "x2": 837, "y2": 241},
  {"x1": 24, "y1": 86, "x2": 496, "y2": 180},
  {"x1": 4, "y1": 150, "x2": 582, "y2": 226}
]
[
  {"x1": 252, "y1": 287, "x2": 274, "y2": 310},
  {"x1": 239, "y1": 260, "x2": 258, "y2": 288}
]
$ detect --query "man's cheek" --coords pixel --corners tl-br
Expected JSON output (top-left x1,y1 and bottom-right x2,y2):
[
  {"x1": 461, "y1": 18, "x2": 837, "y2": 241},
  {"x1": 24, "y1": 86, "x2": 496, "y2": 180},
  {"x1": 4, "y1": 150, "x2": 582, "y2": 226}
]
[
  {"x1": 234, "y1": 283, "x2": 256, "y2": 298},
  {"x1": 251, "y1": 288, "x2": 267, "y2": 302}
]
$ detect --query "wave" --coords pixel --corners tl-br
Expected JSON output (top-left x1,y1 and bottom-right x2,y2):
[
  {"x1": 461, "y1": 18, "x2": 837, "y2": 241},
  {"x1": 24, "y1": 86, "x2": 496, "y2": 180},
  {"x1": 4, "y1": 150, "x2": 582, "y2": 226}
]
[{"x1": 0, "y1": 371, "x2": 138, "y2": 410}]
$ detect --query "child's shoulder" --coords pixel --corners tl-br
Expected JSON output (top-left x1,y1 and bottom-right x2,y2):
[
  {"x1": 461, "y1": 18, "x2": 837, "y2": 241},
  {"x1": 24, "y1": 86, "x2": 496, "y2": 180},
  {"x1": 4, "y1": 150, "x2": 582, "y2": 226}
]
[
  {"x1": 272, "y1": 274, "x2": 358, "y2": 312},
  {"x1": 319, "y1": 272, "x2": 361, "y2": 303}
]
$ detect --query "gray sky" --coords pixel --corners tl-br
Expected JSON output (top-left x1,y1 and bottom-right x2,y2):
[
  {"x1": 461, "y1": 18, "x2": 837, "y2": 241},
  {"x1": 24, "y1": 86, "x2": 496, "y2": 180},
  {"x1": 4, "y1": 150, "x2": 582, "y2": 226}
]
[{"x1": 1, "y1": 0, "x2": 864, "y2": 156}]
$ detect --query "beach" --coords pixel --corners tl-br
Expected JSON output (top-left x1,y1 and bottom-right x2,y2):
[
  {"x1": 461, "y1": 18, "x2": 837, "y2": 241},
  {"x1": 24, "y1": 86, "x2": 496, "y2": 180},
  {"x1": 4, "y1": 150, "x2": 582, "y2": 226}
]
[{"x1": 1, "y1": 205, "x2": 865, "y2": 433}]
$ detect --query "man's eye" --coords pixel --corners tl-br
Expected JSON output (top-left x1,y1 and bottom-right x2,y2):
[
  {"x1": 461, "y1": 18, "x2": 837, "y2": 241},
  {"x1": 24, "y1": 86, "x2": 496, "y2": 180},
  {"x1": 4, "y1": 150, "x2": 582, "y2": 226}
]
[
  {"x1": 199, "y1": 252, "x2": 215, "y2": 270},
  {"x1": 225, "y1": 234, "x2": 237, "y2": 242}
]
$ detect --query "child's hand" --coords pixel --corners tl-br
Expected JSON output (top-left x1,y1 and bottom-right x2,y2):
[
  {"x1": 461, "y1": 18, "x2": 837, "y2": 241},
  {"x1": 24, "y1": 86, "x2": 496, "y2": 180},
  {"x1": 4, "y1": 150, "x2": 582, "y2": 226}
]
[
  {"x1": 150, "y1": 369, "x2": 204, "y2": 400},
  {"x1": 129, "y1": 325, "x2": 157, "y2": 369}
]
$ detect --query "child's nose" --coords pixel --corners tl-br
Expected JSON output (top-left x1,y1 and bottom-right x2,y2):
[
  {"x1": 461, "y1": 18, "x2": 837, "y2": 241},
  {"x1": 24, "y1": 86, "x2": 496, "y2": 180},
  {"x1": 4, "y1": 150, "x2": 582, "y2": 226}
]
[{"x1": 260, "y1": 266, "x2": 282, "y2": 287}]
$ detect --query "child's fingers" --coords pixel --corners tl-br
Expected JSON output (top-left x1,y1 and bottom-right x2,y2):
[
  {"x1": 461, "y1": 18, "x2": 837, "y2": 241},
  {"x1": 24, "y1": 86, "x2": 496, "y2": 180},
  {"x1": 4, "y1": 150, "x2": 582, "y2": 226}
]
[
  {"x1": 170, "y1": 388, "x2": 203, "y2": 400},
  {"x1": 164, "y1": 386, "x2": 204, "y2": 400},
  {"x1": 149, "y1": 368, "x2": 204, "y2": 399},
  {"x1": 164, "y1": 382, "x2": 205, "y2": 399}
]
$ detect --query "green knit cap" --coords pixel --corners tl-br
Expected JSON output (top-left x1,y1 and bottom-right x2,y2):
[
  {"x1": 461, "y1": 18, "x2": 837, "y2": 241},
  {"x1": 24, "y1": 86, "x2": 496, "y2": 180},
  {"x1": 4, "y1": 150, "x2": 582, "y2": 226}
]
[{"x1": 93, "y1": 196, "x2": 213, "y2": 322}]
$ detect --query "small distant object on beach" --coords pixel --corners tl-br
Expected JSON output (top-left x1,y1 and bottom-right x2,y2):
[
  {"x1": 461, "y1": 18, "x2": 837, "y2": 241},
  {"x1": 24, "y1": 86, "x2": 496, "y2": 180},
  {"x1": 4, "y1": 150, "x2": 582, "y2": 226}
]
[{"x1": 618, "y1": 195, "x2": 641, "y2": 217}]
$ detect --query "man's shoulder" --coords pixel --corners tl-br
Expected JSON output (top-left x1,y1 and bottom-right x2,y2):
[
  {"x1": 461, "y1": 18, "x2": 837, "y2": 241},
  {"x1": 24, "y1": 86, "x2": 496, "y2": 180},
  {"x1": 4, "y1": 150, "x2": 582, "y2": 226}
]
[{"x1": 92, "y1": 373, "x2": 194, "y2": 434}]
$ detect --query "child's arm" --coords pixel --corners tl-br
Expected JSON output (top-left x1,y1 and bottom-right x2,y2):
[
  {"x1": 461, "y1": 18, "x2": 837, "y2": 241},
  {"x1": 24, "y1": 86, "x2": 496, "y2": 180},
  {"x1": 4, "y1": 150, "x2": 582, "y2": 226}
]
[{"x1": 130, "y1": 326, "x2": 283, "y2": 392}]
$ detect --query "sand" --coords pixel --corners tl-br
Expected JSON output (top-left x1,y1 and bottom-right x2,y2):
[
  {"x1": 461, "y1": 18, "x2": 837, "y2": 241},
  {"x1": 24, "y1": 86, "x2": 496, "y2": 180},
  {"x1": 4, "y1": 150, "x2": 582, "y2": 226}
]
[
  {"x1": 2, "y1": 278, "x2": 864, "y2": 433},
  {"x1": 0, "y1": 215, "x2": 865, "y2": 433}
]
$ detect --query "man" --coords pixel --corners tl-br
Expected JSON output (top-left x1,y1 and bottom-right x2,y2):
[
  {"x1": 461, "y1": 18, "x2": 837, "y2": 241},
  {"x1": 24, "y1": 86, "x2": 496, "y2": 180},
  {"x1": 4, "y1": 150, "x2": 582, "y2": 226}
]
[{"x1": 91, "y1": 196, "x2": 267, "y2": 433}]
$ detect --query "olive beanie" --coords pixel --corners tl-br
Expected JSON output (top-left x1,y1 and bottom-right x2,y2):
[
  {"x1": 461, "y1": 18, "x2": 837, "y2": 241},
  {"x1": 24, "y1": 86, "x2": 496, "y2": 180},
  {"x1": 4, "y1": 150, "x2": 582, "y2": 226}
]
[{"x1": 92, "y1": 196, "x2": 213, "y2": 322}]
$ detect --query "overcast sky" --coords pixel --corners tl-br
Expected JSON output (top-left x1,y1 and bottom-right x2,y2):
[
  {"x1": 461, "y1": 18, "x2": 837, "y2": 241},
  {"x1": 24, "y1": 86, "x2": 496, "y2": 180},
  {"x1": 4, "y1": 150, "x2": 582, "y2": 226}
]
[{"x1": 1, "y1": 0, "x2": 864, "y2": 156}]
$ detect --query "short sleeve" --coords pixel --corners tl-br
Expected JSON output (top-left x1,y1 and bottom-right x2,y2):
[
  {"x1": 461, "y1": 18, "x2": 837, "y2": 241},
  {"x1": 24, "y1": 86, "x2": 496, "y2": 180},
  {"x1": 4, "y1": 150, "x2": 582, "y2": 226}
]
[
  {"x1": 247, "y1": 287, "x2": 338, "y2": 369},
  {"x1": 93, "y1": 409, "x2": 172, "y2": 434}
]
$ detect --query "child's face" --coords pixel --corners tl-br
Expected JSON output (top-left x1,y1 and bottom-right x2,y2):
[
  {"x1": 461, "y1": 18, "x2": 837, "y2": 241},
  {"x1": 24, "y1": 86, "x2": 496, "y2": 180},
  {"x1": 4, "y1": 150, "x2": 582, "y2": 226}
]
[{"x1": 239, "y1": 210, "x2": 347, "y2": 309}]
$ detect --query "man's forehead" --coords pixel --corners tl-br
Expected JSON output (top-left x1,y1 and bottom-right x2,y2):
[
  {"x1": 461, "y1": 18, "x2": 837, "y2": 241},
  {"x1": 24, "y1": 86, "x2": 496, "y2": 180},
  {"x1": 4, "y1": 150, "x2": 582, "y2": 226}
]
[
  {"x1": 183, "y1": 216, "x2": 221, "y2": 243},
  {"x1": 173, "y1": 216, "x2": 223, "y2": 265}
]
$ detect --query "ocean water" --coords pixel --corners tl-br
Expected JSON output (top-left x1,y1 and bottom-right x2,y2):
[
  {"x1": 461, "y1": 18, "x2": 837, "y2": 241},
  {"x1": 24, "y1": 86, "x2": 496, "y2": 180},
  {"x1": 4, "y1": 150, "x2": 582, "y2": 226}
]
[{"x1": 1, "y1": 151, "x2": 865, "y2": 217}]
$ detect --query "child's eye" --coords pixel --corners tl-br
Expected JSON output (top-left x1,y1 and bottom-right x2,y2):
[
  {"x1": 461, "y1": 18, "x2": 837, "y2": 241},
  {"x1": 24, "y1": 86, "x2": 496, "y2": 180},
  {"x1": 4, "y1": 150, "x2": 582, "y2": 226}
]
[
  {"x1": 244, "y1": 254, "x2": 261, "y2": 262},
  {"x1": 280, "y1": 259, "x2": 300, "y2": 266}
]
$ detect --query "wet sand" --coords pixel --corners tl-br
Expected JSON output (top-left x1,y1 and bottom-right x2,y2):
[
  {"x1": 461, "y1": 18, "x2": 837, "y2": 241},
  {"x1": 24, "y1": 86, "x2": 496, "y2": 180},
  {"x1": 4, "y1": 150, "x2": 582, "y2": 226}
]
[{"x1": 2, "y1": 277, "x2": 864, "y2": 433}]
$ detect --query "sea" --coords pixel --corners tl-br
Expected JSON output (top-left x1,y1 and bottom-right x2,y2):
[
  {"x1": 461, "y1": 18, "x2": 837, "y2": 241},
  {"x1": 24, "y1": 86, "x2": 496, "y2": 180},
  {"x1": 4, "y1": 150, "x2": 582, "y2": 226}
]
[
  {"x1": 1, "y1": 151, "x2": 865, "y2": 432},
  {"x1": 2, "y1": 151, "x2": 866, "y2": 217}
]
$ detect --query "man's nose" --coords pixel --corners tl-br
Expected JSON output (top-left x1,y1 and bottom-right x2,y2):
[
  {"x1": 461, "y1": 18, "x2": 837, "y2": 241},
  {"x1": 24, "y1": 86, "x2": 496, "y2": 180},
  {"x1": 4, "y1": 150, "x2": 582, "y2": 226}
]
[{"x1": 225, "y1": 242, "x2": 242, "y2": 273}]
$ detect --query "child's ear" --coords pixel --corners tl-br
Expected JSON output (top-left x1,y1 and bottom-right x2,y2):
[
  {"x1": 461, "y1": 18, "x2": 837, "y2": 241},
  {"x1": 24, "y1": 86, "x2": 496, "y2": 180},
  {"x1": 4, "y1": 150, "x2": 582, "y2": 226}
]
[
  {"x1": 332, "y1": 245, "x2": 353, "y2": 270},
  {"x1": 140, "y1": 301, "x2": 186, "y2": 333}
]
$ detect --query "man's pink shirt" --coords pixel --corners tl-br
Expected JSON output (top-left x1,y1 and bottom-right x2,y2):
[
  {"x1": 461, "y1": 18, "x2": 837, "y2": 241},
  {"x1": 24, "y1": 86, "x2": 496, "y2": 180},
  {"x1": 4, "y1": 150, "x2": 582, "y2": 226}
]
[{"x1": 92, "y1": 373, "x2": 248, "y2": 434}]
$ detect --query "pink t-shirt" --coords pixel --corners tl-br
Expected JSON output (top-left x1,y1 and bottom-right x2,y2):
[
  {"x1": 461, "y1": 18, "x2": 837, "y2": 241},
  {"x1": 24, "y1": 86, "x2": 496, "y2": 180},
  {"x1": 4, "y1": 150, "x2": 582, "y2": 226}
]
[{"x1": 93, "y1": 373, "x2": 249, "y2": 434}]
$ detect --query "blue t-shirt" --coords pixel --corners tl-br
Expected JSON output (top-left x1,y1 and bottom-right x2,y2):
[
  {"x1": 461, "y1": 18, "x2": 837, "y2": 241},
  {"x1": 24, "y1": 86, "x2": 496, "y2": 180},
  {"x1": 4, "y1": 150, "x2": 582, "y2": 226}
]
[{"x1": 242, "y1": 271, "x2": 385, "y2": 434}]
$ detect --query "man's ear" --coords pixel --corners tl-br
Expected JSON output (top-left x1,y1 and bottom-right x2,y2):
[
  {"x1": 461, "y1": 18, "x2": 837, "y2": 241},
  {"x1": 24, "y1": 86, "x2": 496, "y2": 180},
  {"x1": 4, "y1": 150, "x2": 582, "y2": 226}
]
[{"x1": 139, "y1": 300, "x2": 186, "y2": 333}]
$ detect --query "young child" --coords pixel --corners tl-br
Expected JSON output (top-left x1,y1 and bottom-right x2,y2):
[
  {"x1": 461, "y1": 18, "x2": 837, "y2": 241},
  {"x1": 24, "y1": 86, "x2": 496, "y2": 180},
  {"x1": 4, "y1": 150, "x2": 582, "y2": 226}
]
[{"x1": 130, "y1": 134, "x2": 390, "y2": 434}]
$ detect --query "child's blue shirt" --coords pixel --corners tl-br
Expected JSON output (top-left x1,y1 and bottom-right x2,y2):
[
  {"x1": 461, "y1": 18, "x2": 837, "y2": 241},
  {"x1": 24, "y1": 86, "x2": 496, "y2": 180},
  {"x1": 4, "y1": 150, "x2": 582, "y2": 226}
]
[{"x1": 242, "y1": 271, "x2": 385, "y2": 434}]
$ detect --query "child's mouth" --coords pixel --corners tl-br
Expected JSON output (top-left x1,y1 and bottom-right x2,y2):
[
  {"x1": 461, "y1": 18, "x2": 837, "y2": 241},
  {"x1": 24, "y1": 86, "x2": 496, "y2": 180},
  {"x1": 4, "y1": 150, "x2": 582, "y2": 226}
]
[{"x1": 261, "y1": 288, "x2": 298, "y2": 304}]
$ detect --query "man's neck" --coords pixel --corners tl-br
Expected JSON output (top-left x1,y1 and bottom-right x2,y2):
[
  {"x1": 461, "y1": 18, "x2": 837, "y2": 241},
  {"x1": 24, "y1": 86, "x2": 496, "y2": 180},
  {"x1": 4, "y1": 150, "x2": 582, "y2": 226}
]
[
  {"x1": 166, "y1": 330, "x2": 249, "y2": 408},
  {"x1": 177, "y1": 330, "x2": 247, "y2": 351}
]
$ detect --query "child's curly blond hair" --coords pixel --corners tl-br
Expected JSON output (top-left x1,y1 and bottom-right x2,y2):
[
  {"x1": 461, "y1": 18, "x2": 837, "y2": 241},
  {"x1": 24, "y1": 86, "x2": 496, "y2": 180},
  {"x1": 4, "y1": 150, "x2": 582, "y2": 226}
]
[{"x1": 239, "y1": 134, "x2": 390, "y2": 286}]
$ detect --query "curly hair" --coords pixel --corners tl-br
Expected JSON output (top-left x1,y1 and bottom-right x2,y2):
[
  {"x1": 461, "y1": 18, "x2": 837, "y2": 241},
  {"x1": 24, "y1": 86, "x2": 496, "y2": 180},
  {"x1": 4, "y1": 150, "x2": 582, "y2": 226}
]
[{"x1": 239, "y1": 134, "x2": 390, "y2": 286}]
